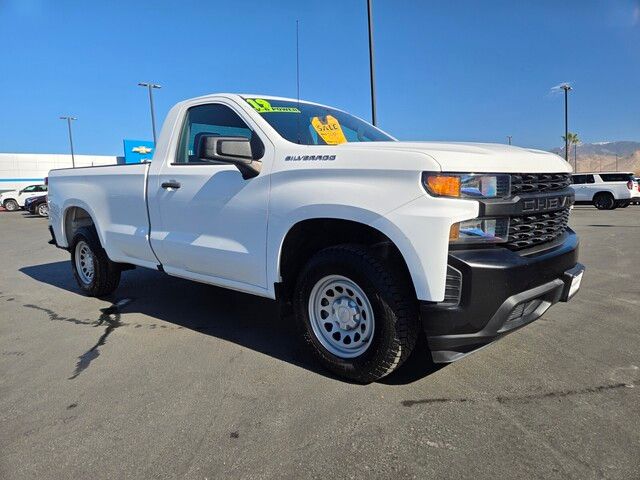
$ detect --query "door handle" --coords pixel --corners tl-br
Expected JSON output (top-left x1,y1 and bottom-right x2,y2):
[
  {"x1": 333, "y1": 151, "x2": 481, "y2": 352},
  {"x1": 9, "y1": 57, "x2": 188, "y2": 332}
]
[{"x1": 161, "y1": 180, "x2": 181, "y2": 189}]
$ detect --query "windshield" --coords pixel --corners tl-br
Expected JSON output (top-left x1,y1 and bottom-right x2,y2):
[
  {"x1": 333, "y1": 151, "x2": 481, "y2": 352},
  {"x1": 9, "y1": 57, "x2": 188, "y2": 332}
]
[{"x1": 243, "y1": 97, "x2": 394, "y2": 145}]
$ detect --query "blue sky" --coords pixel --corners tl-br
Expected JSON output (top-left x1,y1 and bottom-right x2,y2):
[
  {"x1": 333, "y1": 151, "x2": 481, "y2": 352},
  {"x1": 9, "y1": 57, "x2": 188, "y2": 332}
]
[{"x1": 1, "y1": 0, "x2": 639, "y2": 155}]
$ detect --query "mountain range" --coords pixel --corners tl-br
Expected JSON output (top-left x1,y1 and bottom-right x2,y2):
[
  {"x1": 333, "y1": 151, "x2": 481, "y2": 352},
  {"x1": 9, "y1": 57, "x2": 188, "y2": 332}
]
[{"x1": 549, "y1": 141, "x2": 640, "y2": 173}]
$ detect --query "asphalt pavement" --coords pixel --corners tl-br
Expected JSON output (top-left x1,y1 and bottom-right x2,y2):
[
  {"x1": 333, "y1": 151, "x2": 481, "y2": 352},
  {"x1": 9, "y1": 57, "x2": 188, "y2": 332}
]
[{"x1": 1, "y1": 206, "x2": 639, "y2": 479}]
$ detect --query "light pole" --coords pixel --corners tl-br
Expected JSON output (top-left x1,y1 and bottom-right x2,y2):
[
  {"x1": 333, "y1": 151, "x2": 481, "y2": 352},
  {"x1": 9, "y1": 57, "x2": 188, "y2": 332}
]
[
  {"x1": 560, "y1": 83, "x2": 572, "y2": 161},
  {"x1": 507, "y1": 135, "x2": 512, "y2": 145},
  {"x1": 59, "y1": 116, "x2": 77, "y2": 168},
  {"x1": 615, "y1": 153, "x2": 619, "y2": 171},
  {"x1": 367, "y1": 0, "x2": 377, "y2": 126},
  {"x1": 138, "y1": 82, "x2": 161, "y2": 144}
]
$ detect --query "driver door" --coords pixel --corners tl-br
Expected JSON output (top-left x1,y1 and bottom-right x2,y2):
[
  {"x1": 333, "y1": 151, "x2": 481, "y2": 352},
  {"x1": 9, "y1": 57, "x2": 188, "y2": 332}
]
[{"x1": 148, "y1": 102, "x2": 272, "y2": 294}]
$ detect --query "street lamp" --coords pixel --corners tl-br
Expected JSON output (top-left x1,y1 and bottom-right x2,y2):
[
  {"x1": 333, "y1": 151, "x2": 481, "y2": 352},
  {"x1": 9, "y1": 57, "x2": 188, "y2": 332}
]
[
  {"x1": 559, "y1": 83, "x2": 572, "y2": 162},
  {"x1": 138, "y1": 82, "x2": 162, "y2": 144},
  {"x1": 59, "y1": 116, "x2": 77, "y2": 168}
]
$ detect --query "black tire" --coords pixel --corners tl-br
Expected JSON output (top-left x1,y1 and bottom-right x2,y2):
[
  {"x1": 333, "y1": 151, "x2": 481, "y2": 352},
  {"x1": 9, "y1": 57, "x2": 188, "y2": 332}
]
[
  {"x1": 616, "y1": 200, "x2": 630, "y2": 208},
  {"x1": 37, "y1": 203, "x2": 49, "y2": 217},
  {"x1": 3, "y1": 199, "x2": 19, "y2": 211},
  {"x1": 70, "y1": 226, "x2": 121, "y2": 297},
  {"x1": 293, "y1": 244, "x2": 419, "y2": 383},
  {"x1": 593, "y1": 193, "x2": 615, "y2": 210}
]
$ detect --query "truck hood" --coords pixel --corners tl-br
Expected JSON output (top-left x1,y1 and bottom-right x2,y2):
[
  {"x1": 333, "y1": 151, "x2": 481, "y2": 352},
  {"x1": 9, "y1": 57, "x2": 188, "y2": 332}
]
[{"x1": 338, "y1": 141, "x2": 572, "y2": 173}]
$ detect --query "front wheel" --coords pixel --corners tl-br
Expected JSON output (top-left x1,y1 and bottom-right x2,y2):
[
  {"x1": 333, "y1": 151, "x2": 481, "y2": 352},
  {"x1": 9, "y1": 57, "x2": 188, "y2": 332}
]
[
  {"x1": 70, "y1": 226, "x2": 121, "y2": 297},
  {"x1": 294, "y1": 244, "x2": 419, "y2": 383},
  {"x1": 3, "y1": 199, "x2": 19, "y2": 211}
]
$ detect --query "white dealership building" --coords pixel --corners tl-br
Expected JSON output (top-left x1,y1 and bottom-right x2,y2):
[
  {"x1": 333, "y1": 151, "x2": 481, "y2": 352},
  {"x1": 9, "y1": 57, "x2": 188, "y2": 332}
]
[{"x1": 0, "y1": 153, "x2": 122, "y2": 192}]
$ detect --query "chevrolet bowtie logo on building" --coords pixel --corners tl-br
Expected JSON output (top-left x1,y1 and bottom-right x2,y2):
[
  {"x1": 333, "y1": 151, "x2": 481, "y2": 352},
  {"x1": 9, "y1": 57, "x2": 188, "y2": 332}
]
[{"x1": 132, "y1": 146, "x2": 152, "y2": 154}]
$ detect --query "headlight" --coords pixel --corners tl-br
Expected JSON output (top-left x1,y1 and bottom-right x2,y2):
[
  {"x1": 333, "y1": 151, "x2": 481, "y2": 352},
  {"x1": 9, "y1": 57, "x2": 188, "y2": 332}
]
[
  {"x1": 449, "y1": 217, "x2": 510, "y2": 244},
  {"x1": 423, "y1": 173, "x2": 511, "y2": 199}
]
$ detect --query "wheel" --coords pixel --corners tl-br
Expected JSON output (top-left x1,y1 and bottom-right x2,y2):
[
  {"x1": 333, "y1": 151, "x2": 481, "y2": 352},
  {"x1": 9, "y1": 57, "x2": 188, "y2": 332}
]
[
  {"x1": 70, "y1": 226, "x2": 121, "y2": 297},
  {"x1": 3, "y1": 199, "x2": 19, "y2": 211},
  {"x1": 593, "y1": 193, "x2": 615, "y2": 210},
  {"x1": 293, "y1": 244, "x2": 419, "y2": 383},
  {"x1": 37, "y1": 203, "x2": 49, "y2": 217},
  {"x1": 616, "y1": 200, "x2": 630, "y2": 208}
]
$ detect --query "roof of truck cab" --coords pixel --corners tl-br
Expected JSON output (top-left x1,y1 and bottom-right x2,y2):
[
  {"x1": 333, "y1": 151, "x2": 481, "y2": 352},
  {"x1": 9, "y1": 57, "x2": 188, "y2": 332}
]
[{"x1": 186, "y1": 93, "x2": 337, "y2": 110}]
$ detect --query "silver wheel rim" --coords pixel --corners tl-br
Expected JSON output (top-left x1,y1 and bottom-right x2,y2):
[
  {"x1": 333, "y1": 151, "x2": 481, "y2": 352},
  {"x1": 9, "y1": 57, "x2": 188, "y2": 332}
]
[
  {"x1": 38, "y1": 204, "x2": 48, "y2": 216},
  {"x1": 75, "y1": 240, "x2": 95, "y2": 285},
  {"x1": 6, "y1": 201, "x2": 17, "y2": 211},
  {"x1": 308, "y1": 275, "x2": 375, "y2": 358}
]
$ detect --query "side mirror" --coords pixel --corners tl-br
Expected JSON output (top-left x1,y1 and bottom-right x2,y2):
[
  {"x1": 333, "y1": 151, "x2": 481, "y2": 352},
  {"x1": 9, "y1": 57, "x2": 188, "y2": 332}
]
[{"x1": 196, "y1": 135, "x2": 261, "y2": 180}]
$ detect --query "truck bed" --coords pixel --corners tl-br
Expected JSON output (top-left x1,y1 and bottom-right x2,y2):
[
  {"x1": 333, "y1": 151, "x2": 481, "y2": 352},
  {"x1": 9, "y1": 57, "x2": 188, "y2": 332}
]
[{"x1": 48, "y1": 163, "x2": 158, "y2": 268}]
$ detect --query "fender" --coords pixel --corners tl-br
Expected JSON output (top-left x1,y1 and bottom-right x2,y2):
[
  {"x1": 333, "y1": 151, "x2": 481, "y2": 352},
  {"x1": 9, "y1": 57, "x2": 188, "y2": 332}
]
[
  {"x1": 268, "y1": 204, "x2": 427, "y2": 300},
  {"x1": 59, "y1": 200, "x2": 104, "y2": 248}
]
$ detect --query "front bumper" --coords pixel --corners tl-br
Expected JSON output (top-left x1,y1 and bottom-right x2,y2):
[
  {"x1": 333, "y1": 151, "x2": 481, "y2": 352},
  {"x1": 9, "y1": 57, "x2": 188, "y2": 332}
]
[{"x1": 421, "y1": 229, "x2": 584, "y2": 363}]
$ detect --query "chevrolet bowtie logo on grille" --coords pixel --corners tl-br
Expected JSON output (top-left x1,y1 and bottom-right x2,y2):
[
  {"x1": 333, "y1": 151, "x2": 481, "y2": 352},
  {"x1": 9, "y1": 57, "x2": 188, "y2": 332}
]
[
  {"x1": 522, "y1": 195, "x2": 573, "y2": 213},
  {"x1": 132, "y1": 146, "x2": 152, "y2": 154}
]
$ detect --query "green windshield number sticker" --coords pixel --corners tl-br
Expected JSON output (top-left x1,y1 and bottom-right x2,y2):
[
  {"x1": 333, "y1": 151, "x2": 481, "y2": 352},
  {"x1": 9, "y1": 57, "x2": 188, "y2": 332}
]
[{"x1": 246, "y1": 98, "x2": 300, "y2": 113}]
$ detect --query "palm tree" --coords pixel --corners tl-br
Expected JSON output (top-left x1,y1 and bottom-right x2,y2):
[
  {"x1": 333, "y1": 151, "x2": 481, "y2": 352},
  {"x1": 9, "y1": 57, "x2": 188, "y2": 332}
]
[{"x1": 562, "y1": 132, "x2": 580, "y2": 171}]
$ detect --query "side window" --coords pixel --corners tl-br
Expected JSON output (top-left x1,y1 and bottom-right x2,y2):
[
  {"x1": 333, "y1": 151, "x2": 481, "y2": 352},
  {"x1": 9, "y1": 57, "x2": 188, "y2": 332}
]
[
  {"x1": 571, "y1": 175, "x2": 584, "y2": 184},
  {"x1": 585, "y1": 175, "x2": 595, "y2": 184},
  {"x1": 175, "y1": 103, "x2": 261, "y2": 164},
  {"x1": 22, "y1": 186, "x2": 36, "y2": 192},
  {"x1": 35, "y1": 185, "x2": 47, "y2": 192},
  {"x1": 600, "y1": 173, "x2": 631, "y2": 182}
]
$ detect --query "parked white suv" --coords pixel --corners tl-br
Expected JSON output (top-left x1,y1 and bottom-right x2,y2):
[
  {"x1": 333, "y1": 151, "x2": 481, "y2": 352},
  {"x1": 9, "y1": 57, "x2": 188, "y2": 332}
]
[
  {"x1": 0, "y1": 184, "x2": 48, "y2": 211},
  {"x1": 570, "y1": 172, "x2": 639, "y2": 209}
]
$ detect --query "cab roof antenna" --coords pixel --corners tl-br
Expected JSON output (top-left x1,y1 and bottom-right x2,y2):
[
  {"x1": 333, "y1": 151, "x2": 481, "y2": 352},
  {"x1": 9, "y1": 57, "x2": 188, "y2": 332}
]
[{"x1": 296, "y1": 19, "x2": 301, "y2": 144}]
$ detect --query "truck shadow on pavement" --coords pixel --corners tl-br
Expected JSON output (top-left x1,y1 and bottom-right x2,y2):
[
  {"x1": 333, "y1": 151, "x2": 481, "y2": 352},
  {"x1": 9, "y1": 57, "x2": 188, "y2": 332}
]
[{"x1": 20, "y1": 261, "x2": 442, "y2": 384}]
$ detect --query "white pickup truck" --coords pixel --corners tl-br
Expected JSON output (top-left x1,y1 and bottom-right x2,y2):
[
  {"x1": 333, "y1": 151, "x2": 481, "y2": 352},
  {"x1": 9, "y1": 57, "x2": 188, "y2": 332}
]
[{"x1": 48, "y1": 94, "x2": 584, "y2": 382}]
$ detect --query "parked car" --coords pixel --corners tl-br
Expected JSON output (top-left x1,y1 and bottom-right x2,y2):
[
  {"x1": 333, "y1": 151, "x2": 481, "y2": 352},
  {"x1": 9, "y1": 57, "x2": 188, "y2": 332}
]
[
  {"x1": 570, "y1": 172, "x2": 639, "y2": 209},
  {"x1": 0, "y1": 184, "x2": 48, "y2": 211},
  {"x1": 25, "y1": 194, "x2": 48, "y2": 217},
  {"x1": 47, "y1": 94, "x2": 584, "y2": 383}
]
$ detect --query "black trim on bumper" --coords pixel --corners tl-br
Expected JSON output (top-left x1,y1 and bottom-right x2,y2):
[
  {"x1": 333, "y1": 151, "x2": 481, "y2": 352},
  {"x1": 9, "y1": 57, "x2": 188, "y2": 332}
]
[{"x1": 422, "y1": 229, "x2": 583, "y2": 363}]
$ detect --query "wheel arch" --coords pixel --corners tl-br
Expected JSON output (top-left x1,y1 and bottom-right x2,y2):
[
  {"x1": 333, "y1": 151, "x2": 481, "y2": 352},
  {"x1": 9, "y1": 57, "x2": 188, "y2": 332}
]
[
  {"x1": 62, "y1": 202, "x2": 104, "y2": 248},
  {"x1": 590, "y1": 189, "x2": 616, "y2": 201},
  {"x1": 273, "y1": 214, "x2": 424, "y2": 304}
]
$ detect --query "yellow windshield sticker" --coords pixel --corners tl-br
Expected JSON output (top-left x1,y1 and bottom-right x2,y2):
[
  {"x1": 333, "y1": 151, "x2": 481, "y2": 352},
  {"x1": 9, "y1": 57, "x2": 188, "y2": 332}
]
[
  {"x1": 246, "y1": 98, "x2": 300, "y2": 113},
  {"x1": 311, "y1": 115, "x2": 347, "y2": 145}
]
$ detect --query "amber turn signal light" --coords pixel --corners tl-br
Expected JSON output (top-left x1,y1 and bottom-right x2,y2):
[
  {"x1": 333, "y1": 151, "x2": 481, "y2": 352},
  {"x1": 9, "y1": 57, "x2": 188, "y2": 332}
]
[
  {"x1": 423, "y1": 175, "x2": 461, "y2": 197},
  {"x1": 449, "y1": 223, "x2": 460, "y2": 241}
]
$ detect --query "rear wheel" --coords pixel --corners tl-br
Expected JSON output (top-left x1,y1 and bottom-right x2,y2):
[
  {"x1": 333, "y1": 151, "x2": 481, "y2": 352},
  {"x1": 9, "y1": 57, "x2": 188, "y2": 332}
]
[
  {"x1": 3, "y1": 199, "x2": 19, "y2": 211},
  {"x1": 593, "y1": 193, "x2": 615, "y2": 210},
  {"x1": 294, "y1": 244, "x2": 419, "y2": 383},
  {"x1": 37, "y1": 203, "x2": 49, "y2": 217},
  {"x1": 70, "y1": 226, "x2": 121, "y2": 297}
]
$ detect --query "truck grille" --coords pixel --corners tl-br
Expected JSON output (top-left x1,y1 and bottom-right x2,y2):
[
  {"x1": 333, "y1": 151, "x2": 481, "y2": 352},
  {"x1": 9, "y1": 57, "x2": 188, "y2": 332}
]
[
  {"x1": 506, "y1": 208, "x2": 571, "y2": 250},
  {"x1": 510, "y1": 173, "x2": 571, "y2": 195}
]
